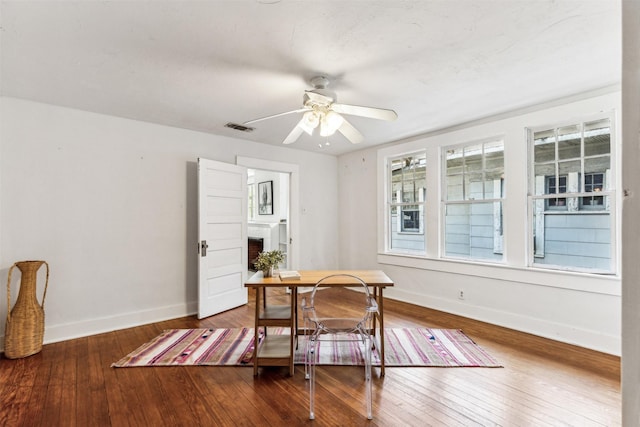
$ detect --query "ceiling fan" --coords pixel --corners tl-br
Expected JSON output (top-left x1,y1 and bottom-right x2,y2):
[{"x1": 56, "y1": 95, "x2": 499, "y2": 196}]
[{"x1": 244, "y1": 76, "x2": 398, "y2": 145}]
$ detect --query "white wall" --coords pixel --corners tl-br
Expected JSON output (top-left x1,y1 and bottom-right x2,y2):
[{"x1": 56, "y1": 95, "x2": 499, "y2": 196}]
[
  {"x1": 0, "y1": 97, "x2": 339, "y2": 345},
  {"x1": 338, "y1": 91, "x2": 622, "y2": 356}
]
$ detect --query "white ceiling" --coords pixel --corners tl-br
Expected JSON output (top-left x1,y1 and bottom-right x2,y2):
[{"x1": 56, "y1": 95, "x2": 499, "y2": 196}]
[{"x1": 0, "y1": 0, "x2": 621, "y2": 156}]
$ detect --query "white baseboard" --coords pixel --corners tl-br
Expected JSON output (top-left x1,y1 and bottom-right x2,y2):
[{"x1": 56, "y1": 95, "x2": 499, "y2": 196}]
[
  {"x1": 0, "y1": 301, "x2": 198, "y2": 352},
  {"x1": 385, "y1": 288, "x2": 621, "y2": 356},
  {"x1": 1, "y1": 292, "x2": 621, "y2": 357}
]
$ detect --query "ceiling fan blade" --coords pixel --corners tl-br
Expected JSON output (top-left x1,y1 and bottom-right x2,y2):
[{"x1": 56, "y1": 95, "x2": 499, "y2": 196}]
[
  {"x1": 337, "y1": 117, "x2": 364, "y2": 144},
  {"x1": 331, "y1": 103, "x2": 398, "y2": 121},
  {"x1": 244, "y1": 108, "x2": 310, "y2": 125},
  {"x1": 282, "y1": 123, "x2": 305, "y2": 145}
]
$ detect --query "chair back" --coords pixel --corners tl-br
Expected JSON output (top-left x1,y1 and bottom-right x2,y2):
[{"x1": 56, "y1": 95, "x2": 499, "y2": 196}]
[{"x1": 305, "y1": 274, "x2": 377, "y2": 334}]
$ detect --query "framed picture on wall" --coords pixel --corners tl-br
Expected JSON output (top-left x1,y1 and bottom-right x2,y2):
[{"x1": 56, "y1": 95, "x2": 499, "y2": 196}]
[{"x1": 258, "y1": 180, "x2": 273, "y2": 215}]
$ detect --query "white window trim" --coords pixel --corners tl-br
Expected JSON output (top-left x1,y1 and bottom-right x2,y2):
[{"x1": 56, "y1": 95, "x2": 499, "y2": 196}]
[
  {"x1": 385, "y1": 151, "x2": 427, "y2": 255},
  {"x1": 440, "y1": 137, "x2": 505, "y2": 263},
  {"x1": 526, "y1": 111, "x2": 618, "y2": 274},
  {"x1": 376, "y1": 93, "x2": 621, "y2": 291}
]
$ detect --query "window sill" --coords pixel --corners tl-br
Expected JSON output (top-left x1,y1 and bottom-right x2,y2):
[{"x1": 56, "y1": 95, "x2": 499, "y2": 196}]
[
  {"x1": 542, "y1": 210, "x2": 608, "y2": 215},
  {"x1": 378, "y1": 253, "x2": 620, "y2": 296}
]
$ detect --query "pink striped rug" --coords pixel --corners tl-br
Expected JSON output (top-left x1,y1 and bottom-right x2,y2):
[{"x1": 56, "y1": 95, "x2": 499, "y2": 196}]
[{"x1": 111, "y1": 327, "x2": 501, "y2": 368}]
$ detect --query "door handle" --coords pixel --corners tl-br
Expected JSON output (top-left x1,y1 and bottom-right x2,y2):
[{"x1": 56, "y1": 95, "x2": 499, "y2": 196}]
[{"x1": 200, "y1": 240, "x2": 208, "y2": 257}]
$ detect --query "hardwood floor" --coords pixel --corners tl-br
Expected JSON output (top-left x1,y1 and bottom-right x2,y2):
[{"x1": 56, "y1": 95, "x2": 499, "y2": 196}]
[{"x1": 0, "y1": 288, "x2": 620, "y2": 426}]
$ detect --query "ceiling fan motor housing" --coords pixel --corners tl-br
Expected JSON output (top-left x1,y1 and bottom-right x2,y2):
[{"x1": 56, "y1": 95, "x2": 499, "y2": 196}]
[
  {"x1": 304, "y1": 90, "x2": 335, "y2": 106},
  {"x1": 310, "y1": 75, "x2": 330, "y2": 89}
]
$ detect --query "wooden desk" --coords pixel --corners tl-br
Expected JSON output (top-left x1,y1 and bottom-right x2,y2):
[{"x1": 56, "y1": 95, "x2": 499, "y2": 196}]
[{"x1": 245, "y1": 270, "x2": 394, "y2": 376}]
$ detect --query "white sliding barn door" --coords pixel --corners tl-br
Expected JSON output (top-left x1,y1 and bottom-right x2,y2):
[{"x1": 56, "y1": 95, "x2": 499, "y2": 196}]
[{"x1": 197, "y1": 158, "x2": 248, "y2": 319}]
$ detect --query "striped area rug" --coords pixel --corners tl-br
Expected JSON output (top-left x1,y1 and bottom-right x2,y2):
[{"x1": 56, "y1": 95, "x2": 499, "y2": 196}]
[{"x1": 111, "y1": 327, "x2": 501, "y2": 368}]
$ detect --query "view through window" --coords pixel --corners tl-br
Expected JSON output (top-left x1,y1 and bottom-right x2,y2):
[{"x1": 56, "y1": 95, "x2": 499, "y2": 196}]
[
  {"x1": 388, "y1": 152, "x2": 426, "y2": 253},
  {"x1": 443, "y1": 139, "x2": 504, "y2": 261},
  {"x1": 530, "y1": 118, "x2": 613, "y2": 272}
]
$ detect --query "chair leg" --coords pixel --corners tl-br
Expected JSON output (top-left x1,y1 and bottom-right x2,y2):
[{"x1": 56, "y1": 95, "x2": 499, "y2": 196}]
[
  {"x1": 365, "y1": 335, "x2": 373, "y2": 420},
  {"x1": 304, "y1": 320, "x2": 310, "y2": 380},
  {"x1": 309, "y1": 339, "x2": 316, "y2": 420}
]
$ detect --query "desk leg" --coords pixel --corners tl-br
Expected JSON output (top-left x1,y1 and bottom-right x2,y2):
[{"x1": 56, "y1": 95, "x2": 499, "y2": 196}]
[
  {"x1": 293, "y1": 286, "x2": 298, "y2": 348},
  {"x1": 373, "y1": 287, "x2": 379, "y2": 332},
  {"x1": 379, "y1": 287, "x2": 385, "y2": 377},
  {"x1": 289, "y1": 287, "x2": 297, "y2": 376},
  {"x1": 253, "y1": 287, "x2": 261, "y2": 376}
]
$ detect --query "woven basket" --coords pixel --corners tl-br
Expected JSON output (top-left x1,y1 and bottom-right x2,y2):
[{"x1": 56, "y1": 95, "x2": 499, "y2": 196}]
[{"x1": 4, "y1": 260, "x2": 49, "y2": 359}]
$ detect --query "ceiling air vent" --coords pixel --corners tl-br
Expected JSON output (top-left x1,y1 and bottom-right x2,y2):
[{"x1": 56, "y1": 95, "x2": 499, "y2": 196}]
[{"x1": 225, "y1": 122, "x2": 255, "y2": 132}]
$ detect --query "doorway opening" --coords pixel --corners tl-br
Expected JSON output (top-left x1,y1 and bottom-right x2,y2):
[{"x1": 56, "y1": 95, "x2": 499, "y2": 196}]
[
  {"x1": 236, "y1": 156, "x2": 299, "y2": 280},
  {"x1": 246, "y1": 168, "x2": 290, "y2": 273}
]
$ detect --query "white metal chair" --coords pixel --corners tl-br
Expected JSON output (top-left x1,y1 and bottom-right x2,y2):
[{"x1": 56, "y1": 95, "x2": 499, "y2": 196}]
[{"x1": 301, "y1": 274, "x2": 379, "y2": 420}]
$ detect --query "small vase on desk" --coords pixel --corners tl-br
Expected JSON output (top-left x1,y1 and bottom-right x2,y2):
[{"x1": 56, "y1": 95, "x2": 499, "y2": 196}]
[
  {"x1": 4, "y1": 260, "x2": 49, "y2": 359},
  {"x1": 262, "y1": 267, "x2": 274, "y2": 278}
]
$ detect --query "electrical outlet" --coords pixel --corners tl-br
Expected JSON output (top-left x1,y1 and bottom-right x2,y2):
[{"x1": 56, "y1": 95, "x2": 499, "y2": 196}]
[{"x1": 458, "y1": 290, "x2": 464, "y2": 300}]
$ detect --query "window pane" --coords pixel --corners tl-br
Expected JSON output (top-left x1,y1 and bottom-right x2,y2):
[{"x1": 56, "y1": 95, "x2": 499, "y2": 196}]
[
  {"x1": 465, "y1": 173, "x2": 484, "y2": 200},
  {"x1": 390, "y1": 158, "x2": 404, "y2": 170},
  {"x1": 557, "y1": 125, "x2": 581, "y2": 160},
  {"x1": 446, "y1": 140, "x2": 504, "y2": 202},
  {"x1": 581, "y1": 191, "x2": 607, "y2": 210},
  {"x1": 414, "y1": 171, "x2": 426, "y2": 196},
  {"x1": 444, "y1": 202, "x2": 503, "y2": 261},
  {"x1": 485, "y1": 169, "x2": 504, "y2": 183},
  {"x1": 546, "y1": 193, "x2": 568, "y2": 210},
  {"x1": 584, "y1": 156, "x2": 610, "y2": 175},
  {"x1": 531, "y1": 201, "x2": 611, "y2": 271},
  {"x1": 534, "y1": 129, "x2": 556, "y2": 163},
  {"x1": 534, "y1": 164, "x2": 554, "y2": 195},
  {"x1": 403, "y1": 180, "x2": 415, "y2": 202},
  {"x1": 558, "y1": 159, "x2": 580, "y2": 176},
  {"x1": 464, "y1": 145, "x2": 483, "y2": 172},
  {"x1": 485, "y1": 148, "x2": 504, "y2": 170},
  {"x1": 391, "y1": 182, "x2": 401, "y2": 203},
  {"x1": 401, "y1": 206, "x2": 421, "y2": 231},
  {"x1": 584, "y1": 119, "x2": 611, "y2": 157},
  {"x1": 446, "y1": 148, "x2": 464, "y2": 175},
  {"x1": 446, "y1": 174, "x2": 464, "y2": 201},
  {"x1": 389, "y1": 206, "x2": 425, "y2": 252}
]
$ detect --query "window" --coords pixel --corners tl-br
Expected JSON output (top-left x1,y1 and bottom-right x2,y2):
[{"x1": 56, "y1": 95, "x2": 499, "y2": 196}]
[
  {"x1": 530, "y1": 117, "x2": 613, "y2": 272},
  {"x1": 443, "y1": 139, "x2": 504, "y2": 261},
  {"x1": 402, "y1": 210, "x2": 420, "y2": 232},
  {"x1": 546, "y1": 175, "x2": 567, "y2": 209},
  {"x1": 581, "y1": 172, "x2": 605, "y2": 209},
  {"x1": 387, "y1": 152, "x2": 426, "y2": 253}
]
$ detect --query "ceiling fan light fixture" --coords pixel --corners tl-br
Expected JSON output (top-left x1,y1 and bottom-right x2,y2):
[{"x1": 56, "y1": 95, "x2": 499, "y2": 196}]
[
  {"x1": 320, "y1": 111, "x2": 344, "y2": 137},
  {"x1": 300, "y1": 111, "x2": 319, "y2": 135}
]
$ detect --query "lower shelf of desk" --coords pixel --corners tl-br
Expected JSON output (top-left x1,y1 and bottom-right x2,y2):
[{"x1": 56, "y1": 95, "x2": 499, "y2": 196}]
[
  {"x1": 253, "y1": 299, "x2": 296, "y2": 375},
  {"x1": 254, "y1": 334, "x2": 294, "y2": 375},
  {"x1": 259, "y1": 305, "x2": 291, "y2": 321},
  {"x1": 256, "y1": 335, "x2": 291, "y2": 361}
]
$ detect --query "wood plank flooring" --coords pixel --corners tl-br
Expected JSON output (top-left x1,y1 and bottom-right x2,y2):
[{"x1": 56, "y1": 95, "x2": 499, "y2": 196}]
[{"x1": 0, "y1": 288, "x2": 620, "y2": 426}]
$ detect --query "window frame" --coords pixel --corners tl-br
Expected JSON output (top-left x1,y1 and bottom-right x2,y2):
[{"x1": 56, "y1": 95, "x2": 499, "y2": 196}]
[
  {"x1": 385, "y1": 151, "x2": 427, "y2": 254},
  {"x1": 441, "y1": 137, "x2": 505, "y2": 262},
  {"x1": 528, "y1": 114, "x2": 616, "y2": 274}
]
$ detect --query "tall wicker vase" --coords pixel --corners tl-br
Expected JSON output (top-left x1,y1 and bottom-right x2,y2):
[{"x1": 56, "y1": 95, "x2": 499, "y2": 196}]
[{"x1": 4, "y1": 260, "x2": 49, "y2": 359}]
